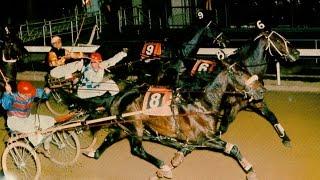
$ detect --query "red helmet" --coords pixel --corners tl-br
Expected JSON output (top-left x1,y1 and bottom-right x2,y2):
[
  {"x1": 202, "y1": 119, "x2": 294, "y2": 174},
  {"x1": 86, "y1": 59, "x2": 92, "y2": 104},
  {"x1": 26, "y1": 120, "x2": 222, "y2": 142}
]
[
  {"x1": 90, "y1": 52, "x2": 103, "y2": 63},
  {"x1": 17, "y1": 81, "x2": 36, "y2": 97}
]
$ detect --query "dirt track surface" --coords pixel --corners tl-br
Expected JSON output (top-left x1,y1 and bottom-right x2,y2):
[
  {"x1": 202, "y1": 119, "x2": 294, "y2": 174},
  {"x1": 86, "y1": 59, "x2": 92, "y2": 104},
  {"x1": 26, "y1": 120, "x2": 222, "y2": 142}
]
[{"x1": 0, "y1": 91, "x2": 320, "y2": 180}]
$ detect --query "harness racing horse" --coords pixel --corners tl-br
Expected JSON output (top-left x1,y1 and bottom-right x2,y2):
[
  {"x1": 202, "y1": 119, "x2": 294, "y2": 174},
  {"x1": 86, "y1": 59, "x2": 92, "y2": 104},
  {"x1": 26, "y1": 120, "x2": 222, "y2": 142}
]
[
  {"x1": 0, "y1": 26, "x2": 27, "y2": 92},
  {"x1": 88, "y1": 61, "x2": 265, "y2": 180},
  {"x1": 134, "y1": 21, "x2": 227, "y2": 88},
  {"x1": 219, "y1": 28, "x2": 300, "y2": 147}
]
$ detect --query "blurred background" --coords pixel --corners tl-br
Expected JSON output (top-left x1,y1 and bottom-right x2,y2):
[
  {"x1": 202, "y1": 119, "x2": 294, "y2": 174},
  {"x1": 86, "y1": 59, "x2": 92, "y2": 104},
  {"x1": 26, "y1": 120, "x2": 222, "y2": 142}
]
[{"x1": 1, "y1": 0, "x2": 320, "y2": 81}]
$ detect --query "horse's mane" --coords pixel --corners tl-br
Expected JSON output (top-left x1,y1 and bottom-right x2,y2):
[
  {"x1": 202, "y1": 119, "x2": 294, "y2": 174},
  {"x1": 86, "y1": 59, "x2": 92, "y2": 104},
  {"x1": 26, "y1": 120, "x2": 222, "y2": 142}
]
[
  {"x1": 226, "y1": 35, "x2": 264, "y2": 65},
  {"x1": 202, "y1": 70, "x2": 228, "y2": 110}
]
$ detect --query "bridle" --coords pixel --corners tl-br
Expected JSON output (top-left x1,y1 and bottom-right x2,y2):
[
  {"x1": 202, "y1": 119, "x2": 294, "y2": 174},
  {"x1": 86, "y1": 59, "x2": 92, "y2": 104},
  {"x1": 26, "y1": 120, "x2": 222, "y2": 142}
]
[
  {"x1": 1, "y1": 40, "x2": 19, "y2": 63},
  {"x1": 254, "y1": 31, "x2": 290, "y2": 59}
]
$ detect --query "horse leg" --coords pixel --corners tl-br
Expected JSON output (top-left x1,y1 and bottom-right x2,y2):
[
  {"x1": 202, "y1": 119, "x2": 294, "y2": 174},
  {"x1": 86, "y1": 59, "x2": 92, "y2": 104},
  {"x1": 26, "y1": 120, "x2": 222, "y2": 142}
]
[
  {"x1": 218, "y1": 102, "x2": 242, "y2": 135},
  {"x1": 142, "y1": 135, "x2": 194, "y2": 168},
  {"x1": 170, "y1": 147, "x2": 193, "y2": 168},
  {"x1": 203, "y1": 137, "x2": 257, "y2": 180},
  {"x1": 84, "y1": 126, "x2": 127, "y2": 159},
  {"x1": 250, "y1": 101, "x2": 291, "y2": 147},
  {"x1": 128, "y1": 135, "x2": 173, "y2": 179}
]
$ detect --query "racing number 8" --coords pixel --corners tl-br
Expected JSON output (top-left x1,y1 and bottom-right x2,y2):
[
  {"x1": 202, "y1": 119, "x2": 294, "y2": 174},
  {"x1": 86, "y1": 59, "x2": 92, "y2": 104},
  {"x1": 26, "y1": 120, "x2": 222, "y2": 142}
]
[
  {"x1": 145, "y1": 45, "x2": 155, "y2": 56},
  {"x1": 149, "y1": 93, "x2": 162, "y2": 108}
]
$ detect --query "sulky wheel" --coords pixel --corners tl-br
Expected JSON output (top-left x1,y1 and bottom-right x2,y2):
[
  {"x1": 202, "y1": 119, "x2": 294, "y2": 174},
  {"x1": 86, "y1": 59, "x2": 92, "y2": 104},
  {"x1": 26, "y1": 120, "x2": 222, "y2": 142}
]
[{"x1": 2, "y1": 142, "x2": 41, "y2": 180}]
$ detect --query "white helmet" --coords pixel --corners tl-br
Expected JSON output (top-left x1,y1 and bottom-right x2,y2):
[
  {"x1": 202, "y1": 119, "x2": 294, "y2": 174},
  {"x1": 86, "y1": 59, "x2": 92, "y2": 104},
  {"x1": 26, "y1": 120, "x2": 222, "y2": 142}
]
[{"x1": 51, "y1": 36, "x2": 61, "y2": 45}]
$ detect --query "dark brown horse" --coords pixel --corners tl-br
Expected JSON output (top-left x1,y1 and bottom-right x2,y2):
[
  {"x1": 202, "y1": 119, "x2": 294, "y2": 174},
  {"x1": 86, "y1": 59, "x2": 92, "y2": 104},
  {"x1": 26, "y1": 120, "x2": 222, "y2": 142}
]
[
  {"x1": 87, "y1": 61, "x2": 265, "y2": 179},
  {"x1": 219, "y1": 29, "x2": 300, "y2": 147},
  {"x1": 0, "y1": 26, "x2": 27, "y2": 91}
]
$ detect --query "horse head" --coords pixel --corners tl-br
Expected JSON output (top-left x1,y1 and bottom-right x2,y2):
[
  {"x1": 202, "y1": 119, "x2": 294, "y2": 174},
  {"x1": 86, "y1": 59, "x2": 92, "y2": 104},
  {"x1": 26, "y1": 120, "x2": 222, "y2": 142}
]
[
  {"x1": 205, "y1": 22, "x2": 229, "y2": 48},
  {"x1": 223, "y1": 62, "x2": 266, "y2": 101},
  {"x1": 254, "y1": 30, "x2": 300, "y2": 62},
  {"x1": 180, "y1": 21, "x2": 229, "y2": 58},
  {"x1": 0, "y1": 26, "x2": 27, "y2": 88},
  {"x1": 1, "y1": 36, "x2": 26, "y2": 62}
]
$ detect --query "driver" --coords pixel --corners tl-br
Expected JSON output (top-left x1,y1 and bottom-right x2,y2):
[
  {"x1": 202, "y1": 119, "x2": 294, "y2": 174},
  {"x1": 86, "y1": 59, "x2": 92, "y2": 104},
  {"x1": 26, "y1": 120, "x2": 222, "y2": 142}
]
[
  {"x1": 47, "y1": 35, "x2": 83, "y2": 69},
  {"x1": 49, "y1": 49, "x2": 128, "y2": 99},
  {"x1": 0, "y1": 81, "x2": 55, "y2": 156}
]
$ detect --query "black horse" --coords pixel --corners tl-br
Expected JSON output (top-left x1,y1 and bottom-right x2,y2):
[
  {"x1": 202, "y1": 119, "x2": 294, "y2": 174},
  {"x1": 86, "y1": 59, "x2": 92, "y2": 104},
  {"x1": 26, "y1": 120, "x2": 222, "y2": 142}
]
[
  {"x1": 158, "y1": 23, "x2": 299, "y2": 147},
  {"x1": 112, "y1": 21, "x2": 227, "y2": 88},
  {"x1": 84, "y1": 61, "x2": 265, "y2": 180},
  {"x1": 0, "y1": 26, "x2": 27, "y2": 92},
  {"x1": 218, "y1": 29, "x2": 300, "y2": 147}
]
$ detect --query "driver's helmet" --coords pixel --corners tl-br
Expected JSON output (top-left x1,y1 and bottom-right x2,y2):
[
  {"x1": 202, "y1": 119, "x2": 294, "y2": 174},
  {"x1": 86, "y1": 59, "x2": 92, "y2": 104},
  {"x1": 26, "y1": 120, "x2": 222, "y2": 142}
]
[
  {"x1": 90, "y1": 52, "x2": 103, "y2": 63},
  {"x1": 51, "y1": 36, "x2": 61, "y2": 46},
  {"x1": 17, "y1": 81, "x2": 36, "y2": 97}
]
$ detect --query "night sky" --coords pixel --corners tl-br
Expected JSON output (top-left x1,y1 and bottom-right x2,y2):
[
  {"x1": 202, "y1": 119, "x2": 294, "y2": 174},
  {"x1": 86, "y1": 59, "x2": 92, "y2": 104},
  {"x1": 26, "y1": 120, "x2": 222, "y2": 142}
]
[{"x1": 0, "y1": 0, "x2": 82, "y2": 25}]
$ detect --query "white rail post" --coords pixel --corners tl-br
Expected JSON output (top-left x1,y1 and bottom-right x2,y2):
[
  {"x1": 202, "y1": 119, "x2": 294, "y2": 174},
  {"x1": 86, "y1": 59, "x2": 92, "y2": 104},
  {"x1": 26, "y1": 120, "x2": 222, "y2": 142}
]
[
  {"x1": 148, "y1": 10, "x2": 151, "y2": 29},
  {"x1": 42, "y1": 25, "x2": 46, "y2": 46},
  {"x1": 124, "y1": 8, "x2": 127, "y2": 26},
  {"x1": 315, "y1": 40, "x2": 318, "y2": 64},
  {"x1": 49, "y1": 21, "x2": 52, "y2": 38},
  {"x1": 26, "y1": 20, "x2": 30, "y2": 36},
  {"x1": 95, "y1": 14, "x2": 100, "y2": 40},
  {"x1": 71, "y1": 21, "x2": 74, "y2": 45},
  {"x1": 118, "y1": 9, "x2": 122, "y2": 33},
  {"x1": 75, "y1": 14, "x2": 79, "y2": 37},
  {"x1": 19, "y1": 25, "x2": 23, "y2": 40},
  {"x1": 99, "y1": 10, "x2": 102, "y2": 33},
  {"x1": 276, "y1": 61, "x2": 281, "y2": 85}
]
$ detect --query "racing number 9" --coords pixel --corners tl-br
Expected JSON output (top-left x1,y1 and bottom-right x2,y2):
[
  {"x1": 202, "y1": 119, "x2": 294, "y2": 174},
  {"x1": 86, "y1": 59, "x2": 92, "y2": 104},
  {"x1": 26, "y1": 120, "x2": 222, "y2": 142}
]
[{"x1": 145, "y1": 45, "x2": 155, "y2": 56}]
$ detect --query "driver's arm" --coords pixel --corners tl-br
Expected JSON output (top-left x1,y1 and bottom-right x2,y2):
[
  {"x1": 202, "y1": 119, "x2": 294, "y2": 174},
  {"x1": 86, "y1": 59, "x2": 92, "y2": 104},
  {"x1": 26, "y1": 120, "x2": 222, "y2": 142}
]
[
  {"x1": 100, "y1": 51, "x2": 127, "y2": 69},
  {"x1": 48, "y1": 51, "x2": 66, "y2": 67}
]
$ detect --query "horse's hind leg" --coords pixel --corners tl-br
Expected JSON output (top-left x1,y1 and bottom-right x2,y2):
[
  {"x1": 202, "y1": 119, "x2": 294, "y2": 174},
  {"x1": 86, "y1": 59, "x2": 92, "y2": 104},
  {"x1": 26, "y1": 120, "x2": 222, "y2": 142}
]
[
  {"x1": 128, "y1": 136, "x2": 173, "y2": 179},
  {"x1": 85, "y1": 126, "x2": 127, "y2": 159},
  {"x1": 204, "y1": 137, "x2": 257, "y2": 180},
  {"x1": 142, "y1": 135, "x2": 194, "y2": 168},
  {"x1": 250, "y1": 101, "x2": 291, "y2": 147},
  {"x1": 218, "y1": 102, "x2": 241, "y2": 135}
]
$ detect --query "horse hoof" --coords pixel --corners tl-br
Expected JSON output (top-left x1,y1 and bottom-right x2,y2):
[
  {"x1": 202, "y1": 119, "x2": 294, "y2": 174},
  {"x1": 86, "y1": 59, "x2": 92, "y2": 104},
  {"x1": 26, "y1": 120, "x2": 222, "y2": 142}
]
[
  {"x1": 246, "y1": 171, "x2": 258, "y2": 180},
  {"x1": 171, "y1": 151, "x2": 184, "y2": 167},
  {"x1": 156, "y1": 165, "x2": 173, "y2": 179},
  {"x1": 282, "y1": 140, "x2": 292, "y2": 148}
]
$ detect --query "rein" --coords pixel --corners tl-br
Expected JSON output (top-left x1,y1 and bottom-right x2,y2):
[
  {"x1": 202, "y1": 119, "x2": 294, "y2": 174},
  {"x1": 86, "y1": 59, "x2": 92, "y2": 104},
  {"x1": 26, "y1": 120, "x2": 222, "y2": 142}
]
[
  {"x1": 226, "y1": 63, "x2": 256, "y2": 101},
  {"x1": 2, "y1": 51, "x2": 18, "y2": 63}
]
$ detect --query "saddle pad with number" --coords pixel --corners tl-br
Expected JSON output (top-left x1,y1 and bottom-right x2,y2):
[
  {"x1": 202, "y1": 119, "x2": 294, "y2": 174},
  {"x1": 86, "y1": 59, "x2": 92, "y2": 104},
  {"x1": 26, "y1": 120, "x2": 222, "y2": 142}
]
[
  {"x1": 142, "y1": 86, "x2": 175, "y2": 116},
  {"x1": 140, "y1": 41, "x2": 162, "y2": 60},
  {"x1": 191, "y1": 59, "x2": 217, "y2": 76}
]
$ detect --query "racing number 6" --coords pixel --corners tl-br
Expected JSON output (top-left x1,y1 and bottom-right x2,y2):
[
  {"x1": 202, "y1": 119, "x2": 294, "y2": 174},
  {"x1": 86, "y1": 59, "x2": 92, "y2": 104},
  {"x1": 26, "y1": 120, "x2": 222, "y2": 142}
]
[{"x1": 198, "y1": 63, "x2": 210, "y2": 72}]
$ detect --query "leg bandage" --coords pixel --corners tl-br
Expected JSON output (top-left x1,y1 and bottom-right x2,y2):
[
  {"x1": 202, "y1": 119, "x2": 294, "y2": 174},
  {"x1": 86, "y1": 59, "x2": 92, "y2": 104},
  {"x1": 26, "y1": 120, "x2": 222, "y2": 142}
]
[
  {"x1": 224, "y1": 143, "x2": 235, "y2": 154},
  {"x1": 240, "y1": 158, "x2": 253, "y2": 172},
  {"x1": 274, "y1": 123, "x2": 285, "y2": 137}
]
